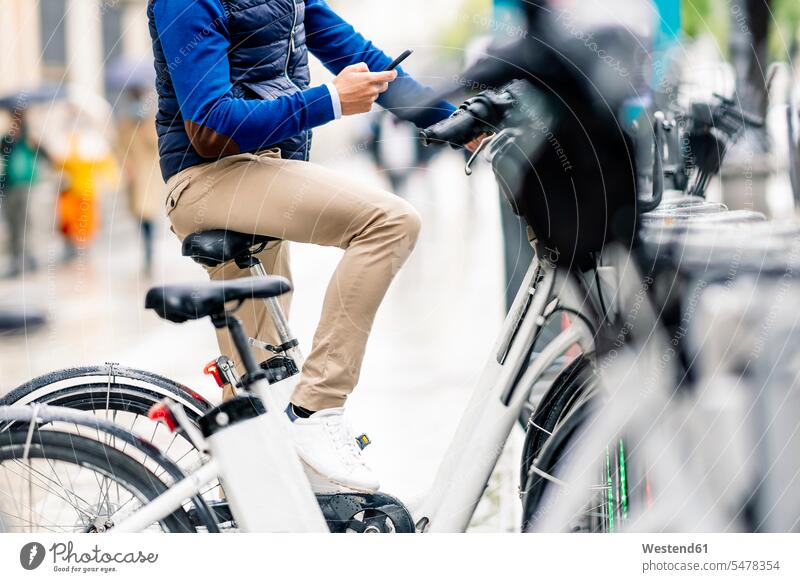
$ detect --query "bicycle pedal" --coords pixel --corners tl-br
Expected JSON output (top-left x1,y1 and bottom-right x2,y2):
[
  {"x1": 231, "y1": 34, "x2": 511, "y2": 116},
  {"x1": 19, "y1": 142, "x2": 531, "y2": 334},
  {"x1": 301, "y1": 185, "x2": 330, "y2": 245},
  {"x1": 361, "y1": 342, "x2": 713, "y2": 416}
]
[{"x1": 259, "y1": 355, "x2": 299, "y2": 384}]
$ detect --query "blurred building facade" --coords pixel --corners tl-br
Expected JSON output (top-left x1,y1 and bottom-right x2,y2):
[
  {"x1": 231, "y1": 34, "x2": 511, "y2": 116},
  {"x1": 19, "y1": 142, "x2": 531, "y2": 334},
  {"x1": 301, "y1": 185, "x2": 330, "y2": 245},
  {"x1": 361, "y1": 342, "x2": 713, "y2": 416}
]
[{"x1": 0, "y1": 0, "x2": 151, "y2": 97}]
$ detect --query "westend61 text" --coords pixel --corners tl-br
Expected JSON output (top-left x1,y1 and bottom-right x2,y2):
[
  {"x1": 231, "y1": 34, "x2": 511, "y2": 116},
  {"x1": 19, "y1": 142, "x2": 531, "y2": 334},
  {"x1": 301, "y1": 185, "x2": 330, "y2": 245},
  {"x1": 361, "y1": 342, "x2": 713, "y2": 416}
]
[{"x1": 642, "y1": 543, "x2": 709, "y2": 554}]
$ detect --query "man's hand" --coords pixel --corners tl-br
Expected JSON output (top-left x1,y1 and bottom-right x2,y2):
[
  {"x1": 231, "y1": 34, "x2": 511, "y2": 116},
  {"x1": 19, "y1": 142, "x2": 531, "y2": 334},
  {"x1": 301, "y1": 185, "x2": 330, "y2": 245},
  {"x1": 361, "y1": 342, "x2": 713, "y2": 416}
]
[{"x1": 333, "y1": 63, "x2": 398, "y2": 115}]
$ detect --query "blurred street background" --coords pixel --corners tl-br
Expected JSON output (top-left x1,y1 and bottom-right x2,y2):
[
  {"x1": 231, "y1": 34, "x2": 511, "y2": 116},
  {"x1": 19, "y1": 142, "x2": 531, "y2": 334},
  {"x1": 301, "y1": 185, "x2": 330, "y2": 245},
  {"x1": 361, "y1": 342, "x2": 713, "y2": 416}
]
[{"x1": 0, "y1": 0, "x2": 799, "y2": 530}]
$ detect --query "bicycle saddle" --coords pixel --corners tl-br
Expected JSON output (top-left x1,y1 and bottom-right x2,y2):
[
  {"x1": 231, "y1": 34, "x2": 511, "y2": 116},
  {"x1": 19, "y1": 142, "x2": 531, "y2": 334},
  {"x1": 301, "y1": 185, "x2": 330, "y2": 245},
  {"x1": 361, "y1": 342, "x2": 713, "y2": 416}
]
[
  {"x1": 182, "y1": 230, "x2": 279, "y2": 267},
  {"x1": 145, "y1": 276, "x2": 291, "y2": 323}
]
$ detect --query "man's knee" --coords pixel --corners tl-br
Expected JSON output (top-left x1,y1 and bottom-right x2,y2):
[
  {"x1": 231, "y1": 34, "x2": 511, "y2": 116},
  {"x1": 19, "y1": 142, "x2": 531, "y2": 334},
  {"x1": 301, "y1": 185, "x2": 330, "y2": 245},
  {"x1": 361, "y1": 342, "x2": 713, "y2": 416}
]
[
  {"x1": 351, "y1": 193, "x2": 422, "y2": 254},
  {"x1": 386, "y1": 198, "x2": 422, "y2": 246}
]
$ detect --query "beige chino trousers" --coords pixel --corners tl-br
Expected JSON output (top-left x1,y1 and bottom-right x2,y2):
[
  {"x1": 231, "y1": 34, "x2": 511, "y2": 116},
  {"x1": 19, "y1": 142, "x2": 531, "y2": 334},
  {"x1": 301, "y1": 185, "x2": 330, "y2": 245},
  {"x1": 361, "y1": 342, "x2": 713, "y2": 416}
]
[{"x1": 164, "y1": 149, "x2": 421, "y2": 410}]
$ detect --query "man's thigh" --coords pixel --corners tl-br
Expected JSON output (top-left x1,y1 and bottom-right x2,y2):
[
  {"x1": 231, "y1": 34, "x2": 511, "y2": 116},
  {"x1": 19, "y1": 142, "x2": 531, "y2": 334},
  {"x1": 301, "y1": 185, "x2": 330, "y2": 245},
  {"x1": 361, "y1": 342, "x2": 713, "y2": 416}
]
[{"x1": 167, "y1": 151, "x2": 405, "y2": 249}]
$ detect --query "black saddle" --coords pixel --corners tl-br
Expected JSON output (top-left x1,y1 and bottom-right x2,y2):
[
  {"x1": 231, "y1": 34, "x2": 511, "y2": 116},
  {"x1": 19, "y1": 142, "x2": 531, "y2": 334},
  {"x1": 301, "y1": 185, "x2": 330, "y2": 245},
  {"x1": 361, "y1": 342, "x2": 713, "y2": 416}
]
[
  {"x1": 182, "y1": 230, "x2": 279, "y2": 268},
  {"x1": 145, "y1": 276, "x2": 291, "y2": 323}
]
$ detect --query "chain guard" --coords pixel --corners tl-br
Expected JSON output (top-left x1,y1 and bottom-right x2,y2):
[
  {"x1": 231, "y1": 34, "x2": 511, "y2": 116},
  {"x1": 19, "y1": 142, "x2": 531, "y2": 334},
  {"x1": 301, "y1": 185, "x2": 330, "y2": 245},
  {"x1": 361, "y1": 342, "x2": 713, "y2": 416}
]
[
  {"x1": 316, "y1": 492, "x2": 415, "y2": 533},
  {"x1": 189, "y1": 492, "x2": 415, "y2": 532}
]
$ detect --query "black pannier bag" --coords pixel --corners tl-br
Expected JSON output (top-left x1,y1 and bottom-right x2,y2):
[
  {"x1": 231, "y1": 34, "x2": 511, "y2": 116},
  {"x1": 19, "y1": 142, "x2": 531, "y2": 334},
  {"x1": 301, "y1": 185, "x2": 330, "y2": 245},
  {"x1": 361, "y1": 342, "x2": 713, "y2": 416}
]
[{"x1": 482, "y1": 17, "x2": 643, "y2": 269}]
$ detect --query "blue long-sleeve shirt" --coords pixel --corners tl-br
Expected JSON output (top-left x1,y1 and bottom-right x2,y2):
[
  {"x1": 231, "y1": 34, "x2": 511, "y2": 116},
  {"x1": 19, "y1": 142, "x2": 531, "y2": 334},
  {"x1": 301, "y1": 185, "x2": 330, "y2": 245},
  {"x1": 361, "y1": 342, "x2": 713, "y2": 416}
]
[{"x1": 152, "y1": 0, "x2": 455, "y2": 158}]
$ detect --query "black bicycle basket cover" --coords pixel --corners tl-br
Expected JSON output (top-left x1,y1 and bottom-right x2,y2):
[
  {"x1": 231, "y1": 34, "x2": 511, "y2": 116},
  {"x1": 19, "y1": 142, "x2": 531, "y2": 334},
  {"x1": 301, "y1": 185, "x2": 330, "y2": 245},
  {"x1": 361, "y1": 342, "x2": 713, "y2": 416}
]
[{"x1": 490, "y1": 24, "x2": 641, "y2": 269}]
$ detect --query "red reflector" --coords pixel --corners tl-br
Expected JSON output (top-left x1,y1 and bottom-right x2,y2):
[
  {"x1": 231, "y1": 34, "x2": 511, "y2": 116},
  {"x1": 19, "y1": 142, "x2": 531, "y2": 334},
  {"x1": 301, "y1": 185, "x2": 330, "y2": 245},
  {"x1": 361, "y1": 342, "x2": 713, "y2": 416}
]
[
  {"x1": 561, "y1": 313, "x2": 580, "y2": 361},
  {"x1": 203, "y1": 361, "x2": 225, "y2": 388},
  {"x1": 148, "y1": 402, "x2": 177, "y2": 432}
]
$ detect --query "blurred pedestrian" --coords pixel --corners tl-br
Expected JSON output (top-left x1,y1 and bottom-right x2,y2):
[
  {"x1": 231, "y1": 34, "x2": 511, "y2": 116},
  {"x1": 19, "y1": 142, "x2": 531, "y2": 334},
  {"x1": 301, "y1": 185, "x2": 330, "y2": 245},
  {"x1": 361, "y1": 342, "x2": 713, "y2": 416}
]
[
  {"x1": 53, "y1": 113, "x2": 117, "y2": 262},
  {"x1": 116, "y1": 88, "x2": 161, "y2": 276},
  {"x1": 0, "y1": 109, "x2": 49, "y2": 277}
]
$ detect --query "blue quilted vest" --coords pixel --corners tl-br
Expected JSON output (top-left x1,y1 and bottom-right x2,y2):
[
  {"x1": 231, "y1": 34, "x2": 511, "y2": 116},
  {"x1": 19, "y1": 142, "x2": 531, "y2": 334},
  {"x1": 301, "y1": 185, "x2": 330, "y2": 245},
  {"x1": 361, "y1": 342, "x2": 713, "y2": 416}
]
[{"x1": 148, "y1": 0, "x2": 312, "y2": 181}]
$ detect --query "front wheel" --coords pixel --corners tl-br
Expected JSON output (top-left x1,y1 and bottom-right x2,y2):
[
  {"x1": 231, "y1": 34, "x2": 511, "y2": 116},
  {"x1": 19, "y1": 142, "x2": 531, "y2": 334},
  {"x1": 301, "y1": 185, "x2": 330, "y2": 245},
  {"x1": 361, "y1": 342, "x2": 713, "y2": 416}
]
[
  {"x1": 520, "y1": 355, "x2": 597, "y2": 486},
  {"x1": 521, "y1": 397, "x2": 630, "y2": 533}
]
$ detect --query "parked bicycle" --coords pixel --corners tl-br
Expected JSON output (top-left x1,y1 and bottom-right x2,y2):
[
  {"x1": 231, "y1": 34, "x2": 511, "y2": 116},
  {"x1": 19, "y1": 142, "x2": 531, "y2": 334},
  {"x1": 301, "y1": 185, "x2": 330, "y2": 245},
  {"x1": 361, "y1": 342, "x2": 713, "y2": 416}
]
[{"x1": 515, "y1": 75, "x2": 800, "y2": 533}]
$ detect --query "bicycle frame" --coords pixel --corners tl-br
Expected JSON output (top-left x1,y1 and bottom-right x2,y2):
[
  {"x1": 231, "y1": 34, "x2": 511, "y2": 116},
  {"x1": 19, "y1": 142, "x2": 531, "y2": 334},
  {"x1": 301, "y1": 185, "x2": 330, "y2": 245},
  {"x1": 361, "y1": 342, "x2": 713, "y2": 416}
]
[
  {"x1": 420, "y1": 255, "x2": 599, "y2": 532},
  {"x1": 114, "y1": 246, "x2": 604, "y2": 533}
]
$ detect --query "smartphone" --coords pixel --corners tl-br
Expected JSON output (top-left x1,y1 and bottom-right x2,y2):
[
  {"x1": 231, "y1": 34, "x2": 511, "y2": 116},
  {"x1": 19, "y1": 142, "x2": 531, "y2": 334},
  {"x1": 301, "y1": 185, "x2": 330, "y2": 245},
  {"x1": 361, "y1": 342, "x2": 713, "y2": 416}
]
[{"x1": 383, "y1": 49, "x2": 413, "y2": 72}]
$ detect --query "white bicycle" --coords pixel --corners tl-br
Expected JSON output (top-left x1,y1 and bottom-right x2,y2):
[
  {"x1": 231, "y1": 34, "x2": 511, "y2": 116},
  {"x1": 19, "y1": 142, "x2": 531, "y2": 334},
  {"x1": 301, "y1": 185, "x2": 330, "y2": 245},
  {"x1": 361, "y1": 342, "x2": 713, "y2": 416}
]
[{"x1": 0, "y1": 6, "x2": 648, "y2": 533}]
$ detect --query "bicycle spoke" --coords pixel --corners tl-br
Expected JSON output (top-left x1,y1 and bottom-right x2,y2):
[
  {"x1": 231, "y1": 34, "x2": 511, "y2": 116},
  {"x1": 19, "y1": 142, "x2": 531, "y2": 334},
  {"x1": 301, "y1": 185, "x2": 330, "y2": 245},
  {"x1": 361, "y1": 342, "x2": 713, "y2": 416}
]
[
  {"x1": 0, "y1": 483, "x2": 69, "y2": 531},
  {"x1": 119, "y1": 414, "x2": 139, "y2": 456},
  {"x1": 5, "y1": 462, "x2": 94, "y2": 525}
]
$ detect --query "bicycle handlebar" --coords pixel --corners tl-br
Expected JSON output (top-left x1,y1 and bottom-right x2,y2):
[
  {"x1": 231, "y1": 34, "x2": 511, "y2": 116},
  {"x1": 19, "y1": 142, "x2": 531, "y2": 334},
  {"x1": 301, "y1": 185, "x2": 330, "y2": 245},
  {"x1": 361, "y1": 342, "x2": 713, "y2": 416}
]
[
  {"x1": 691, "y1": 95, "x2": 765, "y2": 139},
  {"x1": 420, "y1": 83, "x2": 520, "y2": 148},
  {"x1": 420, "y1": 109, "x2": 484, "y2": 147}
]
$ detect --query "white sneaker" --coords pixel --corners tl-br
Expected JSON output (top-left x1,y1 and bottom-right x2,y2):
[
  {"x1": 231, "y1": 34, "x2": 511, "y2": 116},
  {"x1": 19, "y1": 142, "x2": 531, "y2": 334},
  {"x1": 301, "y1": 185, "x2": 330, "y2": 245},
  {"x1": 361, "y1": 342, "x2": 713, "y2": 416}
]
[{"x1": 287, "y1": 406, "x2": 380, "y2": 494}]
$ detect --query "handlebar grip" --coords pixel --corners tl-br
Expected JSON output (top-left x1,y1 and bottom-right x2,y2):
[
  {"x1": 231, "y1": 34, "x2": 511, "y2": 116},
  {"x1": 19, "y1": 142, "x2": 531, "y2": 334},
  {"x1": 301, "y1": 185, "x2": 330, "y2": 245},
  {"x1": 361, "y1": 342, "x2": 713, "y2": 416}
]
[{"x1": 420, "y1": 111, "x2": 480, "y2": 147}]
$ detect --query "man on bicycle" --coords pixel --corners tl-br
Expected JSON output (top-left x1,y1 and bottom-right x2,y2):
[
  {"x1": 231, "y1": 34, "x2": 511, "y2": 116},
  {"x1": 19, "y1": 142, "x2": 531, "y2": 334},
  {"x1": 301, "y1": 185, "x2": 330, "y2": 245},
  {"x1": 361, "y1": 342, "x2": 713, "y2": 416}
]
[{"x1": 149, "y1": 0, "x2": 470, "y2": 493}]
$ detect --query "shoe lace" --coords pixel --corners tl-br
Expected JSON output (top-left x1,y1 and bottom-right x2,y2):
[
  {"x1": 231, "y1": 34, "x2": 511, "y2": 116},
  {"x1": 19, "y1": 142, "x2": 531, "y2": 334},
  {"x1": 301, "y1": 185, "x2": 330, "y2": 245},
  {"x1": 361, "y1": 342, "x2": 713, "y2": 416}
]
[{"x1": 324, "y1": 417, "x2": 364, "y2": 468}]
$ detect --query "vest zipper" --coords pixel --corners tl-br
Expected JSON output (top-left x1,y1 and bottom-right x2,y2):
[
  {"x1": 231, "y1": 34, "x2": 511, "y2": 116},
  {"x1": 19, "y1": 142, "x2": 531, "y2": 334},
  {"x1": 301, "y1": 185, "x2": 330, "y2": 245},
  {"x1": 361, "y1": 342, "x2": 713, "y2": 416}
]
[{"x1": 284, "y1": 0, "x2": 309, "y2": 160}]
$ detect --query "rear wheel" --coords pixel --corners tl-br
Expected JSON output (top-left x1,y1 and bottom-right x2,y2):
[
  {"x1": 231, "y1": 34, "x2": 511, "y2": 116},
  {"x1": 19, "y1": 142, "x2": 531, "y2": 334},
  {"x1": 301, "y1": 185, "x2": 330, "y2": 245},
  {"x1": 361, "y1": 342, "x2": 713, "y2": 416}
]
[
  {"x1": 2, "y1": 366, "x2": 211, "y2": 416},
  {"x1": 0, "y1": 383, "x2": 222, "y2": 500},
  {"x1": 1, "y1": 383, "x2": 225, "y2": 531},
  {"x1": 0, "y1": 430, "x2": 195, "y2": 532}
]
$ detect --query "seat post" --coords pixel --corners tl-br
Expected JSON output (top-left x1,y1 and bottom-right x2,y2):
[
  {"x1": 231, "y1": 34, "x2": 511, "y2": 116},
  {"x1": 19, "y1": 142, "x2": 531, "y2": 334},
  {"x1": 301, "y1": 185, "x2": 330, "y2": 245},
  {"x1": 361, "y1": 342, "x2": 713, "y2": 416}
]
[
  {"x1": 248, "y1": 261, "x2": 297, "y2": 351},
  {"x1": 211, "y1": 313, "x2": 262, "y2": 384}
]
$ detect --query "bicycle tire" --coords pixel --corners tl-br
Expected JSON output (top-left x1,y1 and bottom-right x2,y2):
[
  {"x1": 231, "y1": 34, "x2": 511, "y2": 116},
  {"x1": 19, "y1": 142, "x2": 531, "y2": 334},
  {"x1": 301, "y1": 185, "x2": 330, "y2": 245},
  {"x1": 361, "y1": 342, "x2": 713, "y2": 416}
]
[
  {"x1": 0, "y1": 367, "x2": 212, "y2": 470},
  {"x1": 522, "y1": 396, "x2": 629, "y2": 533},
  {"x1": 0, "y1": 384, "x2": 205, "y2": 467},
  {"x1": 1, "y1": 365, "x2": 211, "y2": 414},
  {"x1": 519, "y1": 355, "x2": 597, "y2": 486},
  {"x1": 521, "y1": 397, "x2": 598, "y2": 531},
  {"x1": 0, "y1": 386, "x2": 224, "y2": 521},
  {"x1": 0, "y1": 429, "x2": 195, "y2": 532}
]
